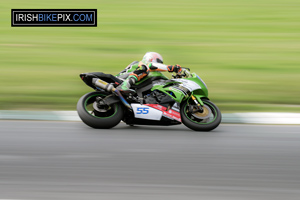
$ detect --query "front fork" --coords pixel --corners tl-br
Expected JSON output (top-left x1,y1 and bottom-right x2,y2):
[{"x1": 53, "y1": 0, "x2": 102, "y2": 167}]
[{"x1": 189, "y1": 94, "x2": 204, "y2": 113}]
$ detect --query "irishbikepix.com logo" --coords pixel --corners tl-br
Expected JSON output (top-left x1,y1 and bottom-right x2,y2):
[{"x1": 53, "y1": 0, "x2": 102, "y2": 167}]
[{"x1": 11, "y1": 9, "x2": 97, "y2": 27}]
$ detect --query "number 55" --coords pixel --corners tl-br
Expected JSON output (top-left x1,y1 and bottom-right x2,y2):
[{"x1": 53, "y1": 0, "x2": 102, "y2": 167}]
[{"x1": 137, "y1": 107, "x2": 149, "y2": 114}]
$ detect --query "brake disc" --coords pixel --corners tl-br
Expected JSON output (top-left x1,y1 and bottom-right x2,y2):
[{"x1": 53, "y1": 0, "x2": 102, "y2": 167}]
[{"x1": 191, "y1": 104, "x2": 212, "y2": 120}]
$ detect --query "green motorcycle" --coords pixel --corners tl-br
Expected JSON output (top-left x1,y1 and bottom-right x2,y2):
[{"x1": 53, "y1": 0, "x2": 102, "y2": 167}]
[{"x1": 77, "y1": 68, "x2": 221, "y2": 131}]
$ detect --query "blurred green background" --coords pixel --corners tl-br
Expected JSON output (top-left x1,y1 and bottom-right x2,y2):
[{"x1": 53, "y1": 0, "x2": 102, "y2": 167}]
[{"x1": 0, "y1": 0, "x2": 299, "y2": 112}]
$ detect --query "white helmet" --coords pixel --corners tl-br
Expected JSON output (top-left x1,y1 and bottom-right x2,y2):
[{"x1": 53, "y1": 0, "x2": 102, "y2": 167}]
[{"x1": 142, "y1": 52, "x2": 163, "y2": 64}]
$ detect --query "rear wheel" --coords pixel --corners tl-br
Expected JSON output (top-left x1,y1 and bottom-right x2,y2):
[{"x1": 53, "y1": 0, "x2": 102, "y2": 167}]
[
  {"x1": 77, "y1": 91, "x2": 124, "y2": 129},
  {"x1": 181, "y1": 99, "x2": 221, "y2": 131}
]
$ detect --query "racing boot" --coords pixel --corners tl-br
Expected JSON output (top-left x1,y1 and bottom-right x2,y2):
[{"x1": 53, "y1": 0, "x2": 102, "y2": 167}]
[{"x1": 115, "y1": 75, "x2": 137, "y2": 95}]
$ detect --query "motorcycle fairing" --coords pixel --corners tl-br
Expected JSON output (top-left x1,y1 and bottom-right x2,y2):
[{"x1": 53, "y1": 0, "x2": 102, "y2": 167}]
[{"x1": 131, "y1": 103, "x2": 181, "y2": 122}]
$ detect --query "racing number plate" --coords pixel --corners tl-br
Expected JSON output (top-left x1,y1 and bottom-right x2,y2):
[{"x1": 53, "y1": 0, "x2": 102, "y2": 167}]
[{"x1": 131, "y1": 104, "x2": 162, "y2": 120}]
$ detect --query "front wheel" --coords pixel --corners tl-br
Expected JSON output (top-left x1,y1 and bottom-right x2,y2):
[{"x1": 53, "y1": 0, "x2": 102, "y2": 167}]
[
  {"x1": 181, "y1": 99, "x2": 221, "y2": 131},
  {"x1": 77, "y1": 91, "x2": 124, "y2": 129}
]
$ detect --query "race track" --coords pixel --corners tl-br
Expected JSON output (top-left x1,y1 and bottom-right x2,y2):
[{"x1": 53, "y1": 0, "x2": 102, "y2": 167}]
[{"x1": 0, "y1": 121, "x2": 300, "y2": 200}]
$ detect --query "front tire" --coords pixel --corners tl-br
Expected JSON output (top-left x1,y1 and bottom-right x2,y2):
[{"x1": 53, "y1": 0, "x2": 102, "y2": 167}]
[
  {"x1": 181, "y1": 99, "x2": 221, "y2": 131},
  {"x1": 77, "y1": 91, "x2": 124, "y2": 129}
]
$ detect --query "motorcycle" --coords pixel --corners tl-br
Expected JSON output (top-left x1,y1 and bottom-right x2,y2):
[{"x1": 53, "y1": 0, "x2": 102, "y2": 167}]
[{"x1": 77, "y1": 67, "x2": 221, "y2": 131}]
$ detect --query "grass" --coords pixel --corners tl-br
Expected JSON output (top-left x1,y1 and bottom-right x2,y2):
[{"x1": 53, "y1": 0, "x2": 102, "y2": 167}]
[{"x1": 0, "y1": 0, "x2": 300, "y2": 112}]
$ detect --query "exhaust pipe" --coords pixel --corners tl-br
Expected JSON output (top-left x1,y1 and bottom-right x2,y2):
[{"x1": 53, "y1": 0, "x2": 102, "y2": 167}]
[
  {"x1": 92, "y1": 78, "x2": 115, "y2": 92},
  {"x1": 92, "y1": 78, "x2": 132, "y2": 110}
]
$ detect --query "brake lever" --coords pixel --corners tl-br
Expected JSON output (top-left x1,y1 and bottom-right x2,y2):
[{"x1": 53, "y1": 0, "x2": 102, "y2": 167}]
[{"x1": 172, "y1": 74, "x2": 182, "y2": 79}]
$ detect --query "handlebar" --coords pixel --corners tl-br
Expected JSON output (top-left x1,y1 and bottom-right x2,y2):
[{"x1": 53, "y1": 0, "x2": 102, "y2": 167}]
[{"x1": 172, "y1": 68, "x2": 191, "y2": 79}]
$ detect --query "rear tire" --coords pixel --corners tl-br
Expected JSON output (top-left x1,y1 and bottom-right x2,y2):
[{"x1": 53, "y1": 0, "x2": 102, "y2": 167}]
[
  {"x1": 77, "y1": 91, "x2": 124, "y2": 129},
  {"x1": 181, "y1": 99, "x2": 221, "y2": 131}
]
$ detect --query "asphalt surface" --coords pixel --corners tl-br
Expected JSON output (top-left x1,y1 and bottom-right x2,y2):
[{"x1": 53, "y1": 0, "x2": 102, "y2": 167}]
[{"x1": 0, "y1": 121, "x2": 300, "y2": 200}]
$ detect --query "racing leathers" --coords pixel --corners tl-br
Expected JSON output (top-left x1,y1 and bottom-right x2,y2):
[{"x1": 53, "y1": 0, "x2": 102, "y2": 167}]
[{"x1": 116, "y1": 61, "x2": 182, "y2": 93}]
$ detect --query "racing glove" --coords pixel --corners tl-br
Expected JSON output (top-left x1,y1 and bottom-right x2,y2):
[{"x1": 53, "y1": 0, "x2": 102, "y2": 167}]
[{"x1": 167, "y1": 64, "x2": 182, "y2": 73}]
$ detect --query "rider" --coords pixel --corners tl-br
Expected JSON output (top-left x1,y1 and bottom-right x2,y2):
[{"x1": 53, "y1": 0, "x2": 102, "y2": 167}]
[{"x1": 116, "y1": 52, "x2": 182, "y2": 93}]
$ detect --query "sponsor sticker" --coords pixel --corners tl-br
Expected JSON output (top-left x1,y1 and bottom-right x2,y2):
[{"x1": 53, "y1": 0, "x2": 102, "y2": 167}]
[{"x1": 146, "y1": 104, "x2": 181, "y2": 122}]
